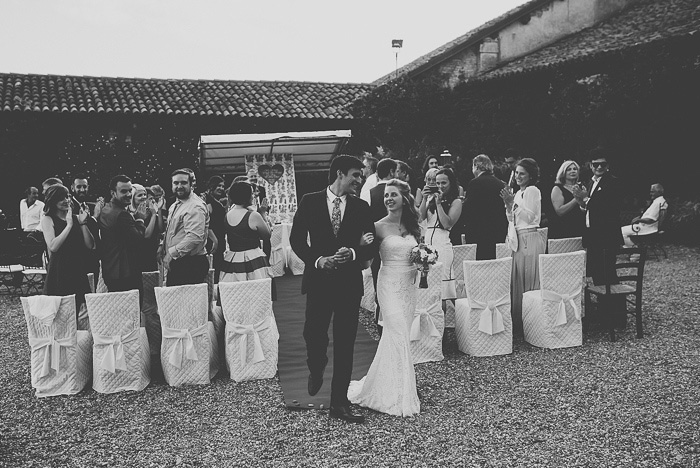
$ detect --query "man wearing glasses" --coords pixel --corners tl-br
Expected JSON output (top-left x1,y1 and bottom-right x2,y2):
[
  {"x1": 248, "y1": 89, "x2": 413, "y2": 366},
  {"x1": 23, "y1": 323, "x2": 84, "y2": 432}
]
[{"x1": 574, "y1": 150, "x2": 625, "y2": 326}]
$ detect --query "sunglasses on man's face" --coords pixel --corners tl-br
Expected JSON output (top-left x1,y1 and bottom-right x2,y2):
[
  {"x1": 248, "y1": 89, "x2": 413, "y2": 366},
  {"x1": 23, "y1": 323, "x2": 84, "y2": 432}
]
[{"x1": 591, "y1": 161, "x2": 608, "y2": 168}]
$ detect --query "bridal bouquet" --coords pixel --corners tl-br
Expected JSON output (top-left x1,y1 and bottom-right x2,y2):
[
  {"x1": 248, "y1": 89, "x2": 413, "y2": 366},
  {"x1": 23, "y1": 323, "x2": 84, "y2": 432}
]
[{"x1": 409, "y1": 243, "x2": 439, "y2": 289}]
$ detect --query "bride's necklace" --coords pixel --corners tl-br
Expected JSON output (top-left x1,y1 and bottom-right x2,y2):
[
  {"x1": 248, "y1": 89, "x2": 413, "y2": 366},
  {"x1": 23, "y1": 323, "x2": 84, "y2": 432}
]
[{"x1": 393, "y1": 223, "x2": 407, "y2": 237}]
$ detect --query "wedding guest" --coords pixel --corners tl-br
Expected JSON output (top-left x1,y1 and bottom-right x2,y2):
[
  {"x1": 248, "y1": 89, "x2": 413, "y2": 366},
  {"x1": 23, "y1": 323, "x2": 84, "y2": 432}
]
[
  {"x1": 573, "y1": 151, "x2": 625, "y2": 326},
  {"x1": 422, "y1": 155, "x2": 440, "y2": 176},
  {"x1": 414, "y1": 167, "x2": 439, "y2": 213},
  {"x1": 161, "y1": 169, "x2": 209, "y2": 286},
  {"x1": 395, "y1": 160, "x2": 412, "y2": 184},
  {"x1": 70, "y1": 174, "x2": 100, "y2": 283},
  {"x1": 20, "y1": 186, "x2": 44, "y2": 232},
  {"x1": 98, "y1": 177, "x2": 153, "y2": 294},
  {"x1": 455, "y1": 154, "x2": 508, "y2": 259},
  {"x1": 41, "y1": 184, "x2": 94, "y2": 326},
  {"x1": 204, "y1": 176, "x2": 227, "y2": 282},
  {"x1": 41, "y1": 177, "x2": 63, "y2": 196},
  {"x1": 621, "y1": 183, "x2": 667, "y2": 246},
  {"x1": 550, "y1": 161, "x2": 586, "y2": 239},
  {"x1": 419, "y1": 168, "x2": 462, "y2": 309},
  {"x1": 359, "y1": 155, "x2": 379, "y2": 203},
  {"x1": 130, "y1": 183, "x2": 163, "y2": 273},
  {"x1": 219, "y1": 182, "x2": 273, "y2": 292},
  {"x1": 500, "y1": 158, "x2": 545, "y2": 334}
]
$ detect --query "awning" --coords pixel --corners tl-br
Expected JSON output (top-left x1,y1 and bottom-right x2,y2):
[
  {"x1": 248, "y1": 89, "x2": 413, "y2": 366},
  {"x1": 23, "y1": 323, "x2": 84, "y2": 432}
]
[{"x1": 199, "y1": 130, "x2": 351, "y2": 174}]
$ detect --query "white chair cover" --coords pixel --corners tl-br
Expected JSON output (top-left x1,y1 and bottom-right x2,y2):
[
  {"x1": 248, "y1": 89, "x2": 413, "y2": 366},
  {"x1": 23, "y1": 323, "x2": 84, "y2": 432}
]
[
  {"x1": 21, "y1": 295, "x2": 92, "y2": 398},
  {"x1": 142, "y1": 271, "x2": 162, "y2": 356},
  {"x1": 218, "y1": 278, "x2": 279, "y2": 382},
  {"x1": 538, "y1": 227, "x2": 549, "y2": 249},
  {"x1": 452, "y1": 244, "x2": 477, "y2": 300},
  {"x1": 287, "y1": 248, "x2": 305, "y2": 276},
  {"x1": 523, "y1": 250, "x2": 586, "y2": 349},
  {"x1": 269, "y1": 225, "x2": 286, "y2": 277},
  {"x1": 95, "y1": 264, "x2": 108, "y2": 293},
  {"x1": 155, "y1": 283, "x2": 218, "y2": 386},
  {"x1": 547, "y1": 237, "x2": 584, "y2": 255},
  {"x1": 86, "y1": 289, "x2": 150, "y2": 393},
  {"x1": 360, "y1": 268, "x2": 376, "y2": 313},
  {"x1": 495, "y1": 243, "x2": 512, "y2": 259},
  {"x1": 455, "y1": 257, "x2": 513, "y2": 357},
  {"x1": 411, "y1": 262, "x2": 444, "y2": 364}
]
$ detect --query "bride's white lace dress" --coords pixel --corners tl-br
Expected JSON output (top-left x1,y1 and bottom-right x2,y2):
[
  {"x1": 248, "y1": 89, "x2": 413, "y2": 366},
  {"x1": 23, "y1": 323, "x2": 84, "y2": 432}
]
[{"x1": 348, "y1": 234, "x2": 420, "y2": 417}]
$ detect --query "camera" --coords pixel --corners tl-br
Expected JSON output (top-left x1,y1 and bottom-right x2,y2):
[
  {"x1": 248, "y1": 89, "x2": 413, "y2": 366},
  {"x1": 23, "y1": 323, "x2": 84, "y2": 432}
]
[{"x1": 427, "y1": 185, "x2": 439, "y2": 194}]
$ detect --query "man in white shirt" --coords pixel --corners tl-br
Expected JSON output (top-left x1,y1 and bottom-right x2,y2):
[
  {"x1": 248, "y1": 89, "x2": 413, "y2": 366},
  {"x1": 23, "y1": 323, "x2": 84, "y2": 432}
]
[
  {"x1": 621, "y1": 183, "x2": 667, "y2": 246},
  {"x1": 19, "y1": 186, "x2": 44, "y2": 231},
  {"x1": 359, "y1": 155, "x2": 379, "y2": 203}
]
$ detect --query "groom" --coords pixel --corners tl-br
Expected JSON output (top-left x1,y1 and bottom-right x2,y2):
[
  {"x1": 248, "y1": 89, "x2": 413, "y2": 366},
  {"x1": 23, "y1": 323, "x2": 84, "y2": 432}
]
[{"x1": 290, "y1": 155, "x2": 378, "y2": 423}]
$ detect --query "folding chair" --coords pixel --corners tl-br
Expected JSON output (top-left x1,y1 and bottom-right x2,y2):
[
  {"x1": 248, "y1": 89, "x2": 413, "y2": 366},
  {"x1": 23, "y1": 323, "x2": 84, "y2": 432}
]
[
  {"x1": 86, "y1": 289, "x2": 150, "y2": 393},
  {"x1": 21, "y1": 294, "x2": 92, "y2": 397},
  {"x1": 522, "y1": 250, "x2": 586, "y2": 349},
  {"x1": 455, "y1": 257, "x2": 513, "y2": 357}
]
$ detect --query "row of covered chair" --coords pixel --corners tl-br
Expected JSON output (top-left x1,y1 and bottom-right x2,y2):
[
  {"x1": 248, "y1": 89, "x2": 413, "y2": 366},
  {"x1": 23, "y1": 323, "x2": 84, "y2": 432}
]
[{"x1": 21, "y1": 274, "x2": 279, "y2": 398}]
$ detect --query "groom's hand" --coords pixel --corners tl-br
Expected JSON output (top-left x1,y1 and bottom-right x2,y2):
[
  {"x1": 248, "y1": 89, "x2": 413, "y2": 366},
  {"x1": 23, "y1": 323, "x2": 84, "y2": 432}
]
[
  {"x1": 317, "y1": 256, "x2": 337, "y2": 270},
  {"x1": 334, "y1": 247, "x2": 353, "y2": 265}
]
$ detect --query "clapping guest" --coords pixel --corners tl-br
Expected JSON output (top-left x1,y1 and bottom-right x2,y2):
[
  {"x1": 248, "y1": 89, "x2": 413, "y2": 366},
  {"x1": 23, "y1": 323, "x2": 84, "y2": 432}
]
[
  {"x1": 130, "y1": 183, "x2": 164, "y2": 273},
  {"x1": 41, "y1": 184, "x2": 94, "y2": 326},
  {"x1": 219, "y1": 182, "x2": 274, "y2": 297},
  {"x1": 550, "y1": 161, "x2": 586, "y2": 239},
  {"x1": 419, "y1": 168, "x2": 462, "y2": 308},
  {"x1": 500, "y1": 158, "x2": 545, "y2": 334}
]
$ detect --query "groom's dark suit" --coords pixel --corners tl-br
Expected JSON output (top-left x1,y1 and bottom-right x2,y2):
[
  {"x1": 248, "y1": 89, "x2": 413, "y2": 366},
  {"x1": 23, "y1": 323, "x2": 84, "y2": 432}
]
[{"x1": 290, "y1": 189, "x2": 377, "y2": 407}]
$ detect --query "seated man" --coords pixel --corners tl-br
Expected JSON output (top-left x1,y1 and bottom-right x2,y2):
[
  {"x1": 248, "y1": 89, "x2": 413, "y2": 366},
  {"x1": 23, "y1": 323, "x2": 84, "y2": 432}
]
[{"x1": 621, "y1": 183, "x2": 667, "y2": 246}]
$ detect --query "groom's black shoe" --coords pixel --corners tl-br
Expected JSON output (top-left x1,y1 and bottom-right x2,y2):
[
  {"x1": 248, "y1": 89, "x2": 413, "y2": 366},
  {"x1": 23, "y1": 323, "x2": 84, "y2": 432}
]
[
  {"x1": 308, "y1": 373, "x2": 323, "y2": 396},
  {"x1": 329, "y1": 405, "x2": 365, "y2": 424}
]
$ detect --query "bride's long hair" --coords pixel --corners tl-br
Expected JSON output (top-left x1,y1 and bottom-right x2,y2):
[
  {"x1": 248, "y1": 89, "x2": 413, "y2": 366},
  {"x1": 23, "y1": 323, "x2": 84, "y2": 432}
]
[{"x1": 385, "y1": 179, "x2": 422, "y2": 241}]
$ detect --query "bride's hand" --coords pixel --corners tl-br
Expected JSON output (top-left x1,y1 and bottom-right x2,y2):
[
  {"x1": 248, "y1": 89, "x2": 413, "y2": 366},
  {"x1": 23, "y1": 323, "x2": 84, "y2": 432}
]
[{"x1": 359, "y1": 232, "x2": 374, "y2": 246}]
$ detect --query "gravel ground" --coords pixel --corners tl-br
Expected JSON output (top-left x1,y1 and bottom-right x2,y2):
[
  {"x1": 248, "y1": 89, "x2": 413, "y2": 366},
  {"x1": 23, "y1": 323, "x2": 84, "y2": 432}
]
[{"x1": 1, "y1": 246, "x2": 699, "y2": 468}]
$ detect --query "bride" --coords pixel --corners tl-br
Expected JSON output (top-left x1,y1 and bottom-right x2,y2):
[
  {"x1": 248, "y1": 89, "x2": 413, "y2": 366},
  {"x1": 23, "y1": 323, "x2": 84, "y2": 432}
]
[{"x1": 348, "y1": 179, "x2": 421, "y2": 417}]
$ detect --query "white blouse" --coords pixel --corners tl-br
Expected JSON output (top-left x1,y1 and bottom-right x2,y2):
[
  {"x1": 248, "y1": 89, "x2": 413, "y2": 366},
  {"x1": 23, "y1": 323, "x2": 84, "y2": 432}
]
[{"x1": 507, "y1": 186, "x2": 541, "y2": 230}]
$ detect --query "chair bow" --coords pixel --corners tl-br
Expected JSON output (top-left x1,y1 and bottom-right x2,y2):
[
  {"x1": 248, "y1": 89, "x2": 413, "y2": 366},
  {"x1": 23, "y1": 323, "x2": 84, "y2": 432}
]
[
  {"x1": 29, "y1": 334, "x2": 77, "y2": 378},
  {"x1": 468, "y1": 294, "x2": 510, "y2": 335},
  {"x1": 541, "y1": 289, "x2": 581, "y2": 325},
  {"x1": 93, "y1": 328, "x2": 140, "y2": 373},
  {"x1": 162, "y1": 323, "x2": 208, "y2": 369},
  {"x1": 227, "y1": 317, "x2": 271, "y2": 364},
  {"x1": 455, "y1": 279, "x2": 466, "y2": 298},
  {"x1": 270, "y1": 243, "x2": 286, "y2": 269},
  {"x1": 410, "y1": 302, "x2": 442, "y2": 341}
]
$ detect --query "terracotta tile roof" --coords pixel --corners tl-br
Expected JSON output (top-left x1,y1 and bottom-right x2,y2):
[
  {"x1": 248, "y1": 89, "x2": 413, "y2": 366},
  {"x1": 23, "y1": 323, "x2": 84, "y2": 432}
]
[
  {"x1": 0, "y1": 74, "x2": 373, "y2": 119},
  {"x1": 372, "y1": 0, "x2": 551, "y2": 85},
  {"x1": 480, "y1": 0, "x2": 700, "y2": 79}
]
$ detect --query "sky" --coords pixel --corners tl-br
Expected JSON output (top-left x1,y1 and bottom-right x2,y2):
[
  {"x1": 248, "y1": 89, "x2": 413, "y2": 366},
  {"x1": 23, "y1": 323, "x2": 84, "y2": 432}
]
[{"x1": 0, "y1": 0, "x2": 526, "y2": 84}]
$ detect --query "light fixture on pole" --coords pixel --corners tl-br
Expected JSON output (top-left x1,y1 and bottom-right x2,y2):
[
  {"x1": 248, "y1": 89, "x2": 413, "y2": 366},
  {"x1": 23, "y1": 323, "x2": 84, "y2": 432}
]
[
  {"x1": 440, "y1": 149, "x2": 452, "y2": 166},
  {"x1": 392, "y1": 39, "x2": 403, "y2": 80}
]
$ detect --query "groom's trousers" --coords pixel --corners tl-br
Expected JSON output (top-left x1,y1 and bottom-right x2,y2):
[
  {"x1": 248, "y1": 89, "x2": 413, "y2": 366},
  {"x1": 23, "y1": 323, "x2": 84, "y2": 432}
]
[{"x1": 303, "y1": 284, "x2": 360, "y2": 407}]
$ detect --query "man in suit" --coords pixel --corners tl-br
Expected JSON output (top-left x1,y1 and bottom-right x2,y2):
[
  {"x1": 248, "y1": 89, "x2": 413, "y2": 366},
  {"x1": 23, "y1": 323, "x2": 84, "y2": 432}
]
[
  {"x1": 574, "y1": 150, "x2": 625, "y2": 325},
  {"x1": 97, "y1": 175, "x2": 148, "y2": 294},
  {"x1": 290, "y1": 155, "x2": 378, "y2": 423},
  {"x1": 455, "y1": 154, "x2": 508, "y2": 259}
]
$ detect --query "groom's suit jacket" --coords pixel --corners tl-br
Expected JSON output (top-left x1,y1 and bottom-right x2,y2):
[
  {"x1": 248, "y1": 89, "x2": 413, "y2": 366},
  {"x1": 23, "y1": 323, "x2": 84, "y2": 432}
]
[{"x1": 290, "y1": 190, "x2": 378, "y2": 297}]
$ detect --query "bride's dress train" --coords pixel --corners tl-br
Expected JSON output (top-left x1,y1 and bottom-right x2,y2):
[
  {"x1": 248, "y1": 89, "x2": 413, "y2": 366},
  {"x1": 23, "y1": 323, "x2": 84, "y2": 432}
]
[{"x1": 348, "y1": 235, "x2": 420, "y2": 417}]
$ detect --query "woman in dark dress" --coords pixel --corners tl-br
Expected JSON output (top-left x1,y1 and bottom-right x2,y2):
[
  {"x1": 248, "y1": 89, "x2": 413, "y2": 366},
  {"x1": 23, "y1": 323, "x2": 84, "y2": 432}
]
[
  {"x1": 550, "y1": 160, "x2": 586, "y2": 239},
  {"x1": 41, "y1": 184, "x2": 95, "y2": 327},
  {"x1": 219, "y1": 182, "x2": 275, "y2": 299}
]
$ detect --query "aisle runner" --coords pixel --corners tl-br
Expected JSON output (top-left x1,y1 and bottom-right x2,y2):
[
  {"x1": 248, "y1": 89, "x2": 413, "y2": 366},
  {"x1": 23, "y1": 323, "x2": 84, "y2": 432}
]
[{"x1": 274, "y1": 275, "x2": 378, "y2": 410}]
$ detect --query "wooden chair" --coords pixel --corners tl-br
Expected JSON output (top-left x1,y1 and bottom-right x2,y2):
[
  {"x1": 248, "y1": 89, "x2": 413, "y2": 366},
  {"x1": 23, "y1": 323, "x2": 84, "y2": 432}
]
[
  {"x1": 628, "y1": 207, "x2": 667, "y2": 260},
  {"x1": 584, "y1": 245, "x2": 646, "y2": 341}
]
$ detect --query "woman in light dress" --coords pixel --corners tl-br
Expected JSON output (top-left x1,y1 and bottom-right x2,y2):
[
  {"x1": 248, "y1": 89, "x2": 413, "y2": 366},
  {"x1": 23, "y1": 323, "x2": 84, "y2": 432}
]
[
  {"x1": 348, "y1": 179, "x2": 421, "y2": 417},
  {"x1": 418, "y1": 168, "x2": 462, "y2": 308},
  {"x1": 500, "y1": 158, "x2": 545, "y2": 334}
]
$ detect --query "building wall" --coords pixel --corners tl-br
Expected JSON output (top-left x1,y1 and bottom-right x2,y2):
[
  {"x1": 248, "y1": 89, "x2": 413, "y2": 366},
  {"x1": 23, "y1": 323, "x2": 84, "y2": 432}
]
[{"x1": 424, "y1": 0, "x2": 639, "y2": 86}]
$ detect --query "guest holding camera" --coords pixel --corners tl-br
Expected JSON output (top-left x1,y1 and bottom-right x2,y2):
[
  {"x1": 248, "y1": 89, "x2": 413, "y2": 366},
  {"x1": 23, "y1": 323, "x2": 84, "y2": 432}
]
[{"x1": 419, "y1": 168, "x2": 462, "y2": 307}]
